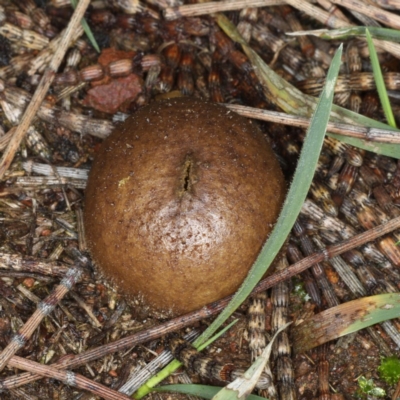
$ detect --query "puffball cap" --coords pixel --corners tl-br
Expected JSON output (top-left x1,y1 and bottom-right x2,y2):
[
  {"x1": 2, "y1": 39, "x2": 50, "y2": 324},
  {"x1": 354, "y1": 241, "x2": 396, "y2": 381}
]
[{"x1": 84, "y1": 97, "x2": 285, "y2": 316}]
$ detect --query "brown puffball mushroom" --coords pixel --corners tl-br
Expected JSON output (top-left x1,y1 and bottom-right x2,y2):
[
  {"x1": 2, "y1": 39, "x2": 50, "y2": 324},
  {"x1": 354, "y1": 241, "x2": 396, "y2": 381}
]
[{"x1": 84, "y1": 97, "x2": 286, "y2": 316}]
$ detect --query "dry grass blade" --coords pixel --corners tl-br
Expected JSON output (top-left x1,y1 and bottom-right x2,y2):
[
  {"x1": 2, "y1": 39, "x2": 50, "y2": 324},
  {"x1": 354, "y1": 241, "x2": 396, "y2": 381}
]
[
  {"x1": 0, "y1": 0, "x2": 91, "y2": 180},
  {"x1": 292, "y1": 293, "x2": 400, "y2": 353},
  {"x1": 212, "y1": 322, "x2": 290, "y2": 399}
]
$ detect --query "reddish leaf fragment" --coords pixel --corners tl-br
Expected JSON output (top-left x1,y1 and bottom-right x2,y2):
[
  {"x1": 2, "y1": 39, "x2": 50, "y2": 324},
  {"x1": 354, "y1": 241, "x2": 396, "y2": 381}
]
[{"x1": 83, "y1": 74, "x2": 143, "y2": 114}]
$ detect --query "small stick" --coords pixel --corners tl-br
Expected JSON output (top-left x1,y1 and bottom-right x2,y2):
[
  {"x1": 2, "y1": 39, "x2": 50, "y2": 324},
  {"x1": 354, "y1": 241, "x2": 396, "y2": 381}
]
[
  {"x1": 8, "y1": 356, "x2": 130, "y2": 400},
  {"x1": 331, "y1": 0, "x2": 400, "y2": 30},
  {"x1": 22, "y1": 161, "x2": 89, "y2": 180},
  {"x1": 284, "y1": 0, "x2": 349, "y2": 28},
  {"x1": 225, "y1": 104, "x2": 400, "y2": 144},
  {"x1": 2, "y1": 216, "x2": 400, "y2": 390},
  {"x1": 0, "y1": 270, "x2": 54, "y2": 283},
  {"x1": 14, "y1": 176, "x2": 87, "y2": 189},
  {"x1": 0, "y1": 0, "x2": 91, "y2": 179},
  {"x1": 76, "y1": 207, "x2": 87, "y2": 252},
  {"x1": 0, "y1": 252, "x2": 81, "y2": 277},
  {"x1": 316, "y1": 0, "x2": 352, "y2": 23},
  {"x1": 373, "y1": 0, "x2": 400, "y2": 9},
  {"x1": 0, "y1": 267, "x2": 83, "y2": 372},
  {"x1": 164, "y1": 0, "x2": 285, "y2": 20}
]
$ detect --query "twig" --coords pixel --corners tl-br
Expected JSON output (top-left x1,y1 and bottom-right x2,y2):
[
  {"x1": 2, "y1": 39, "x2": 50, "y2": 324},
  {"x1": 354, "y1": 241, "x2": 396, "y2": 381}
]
[
  {"x1": 284, "y1": 0, "x2": 349, "y2": 28},
  {"x1": 13, "y1": 176, "x2": 87, "y2": 189},
  {"x1": 76, "y1": 207, "x2": 87, "y2": 252},
  {"x1": 22, "y1": 161, "x2": 89, "y2": 180},
  {"x1": 316, "y1": 0, "x2": 352, "y2": 23},
  {"x1": 225, "y1": 104, "x2": 400, "y2": 143},
  {"x1": 163, "y1": 0, "x2": 285, "y2": 20},
  {"x1": 0, "y1": 267, "x2": 83, "y2": 372},
  {"x1": 331, "y1": 0, "x2": 400, "y2": 30},
  {"x1": 374, "y1": 0, "x2": 400, "y2": 10},
  {"x1": 1, "y1": 215, "x2": 400, "y2": 390},
  {"x1": 0, "y1": 270, "x2": 54, "y2": 283},
  {"x1": 0, "y1": 252, "x2": 82, "y2": 277},
  {"x1": 8, "y1": 356, "x2": 130, "y2": 400},
  {"x1": 0, "y1": 0, "x2": 91, "y2": 180}
]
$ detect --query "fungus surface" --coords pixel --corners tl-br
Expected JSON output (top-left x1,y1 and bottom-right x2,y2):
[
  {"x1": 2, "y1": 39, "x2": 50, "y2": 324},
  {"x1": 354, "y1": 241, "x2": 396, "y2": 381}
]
[{"x1": 84, "y1": 97, "x2": 286, "y2": 316}]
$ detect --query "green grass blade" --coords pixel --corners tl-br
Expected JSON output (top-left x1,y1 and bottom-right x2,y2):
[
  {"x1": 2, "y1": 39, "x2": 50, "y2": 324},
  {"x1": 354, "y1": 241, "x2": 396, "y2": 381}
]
[
  {"x1": 288, "y1": 26, "x2": 400, "y2": 42},
  {"x1": 365, "y1": 28, "x2": 397, "y2": 128},
  {"x1": 133, "y1": 320, "x2": 238, "y2": 398},
  {"x1": 134, "y1": 359, "x2": 182, "y2": 399},
  {"x1": 193, "y1": 43, "x2": 343, "y2": 349},
  {"x1": 134, "y1": 31, "x2": 342, "y2": 400},
  {"x1": 155, "y1": 384, "x2": 268, "y2": 400},
  {"x1": 216, "y1": 15, "x2": 400, "y2": 159},
  {"x1": 70, "y1": 0, "x2": 100, "y2": 53},
  {"x1": 197, "y1": 319, "x2": 238, "y2": 351},
  {"x1": 292, "y1": 293, "x2": 400, "y2": 353}
]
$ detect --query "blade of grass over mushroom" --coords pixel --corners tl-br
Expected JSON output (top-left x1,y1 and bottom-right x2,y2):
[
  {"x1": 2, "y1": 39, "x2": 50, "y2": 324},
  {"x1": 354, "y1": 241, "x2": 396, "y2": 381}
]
[
  {"x1": 134, "y1": 36, "x2": 342, "y2": 400},
  {"x1": 133, "y1": 320, "x2": 238, "y2": 399},
  {"x1": 287, "y1": 26, "x2": 400, "y2": 42},
  {"x1": 212, "y1": 322, "x2": 290, "y2": 400},
  {"x1": 192, "y1": 43, "x2": 343, "y2": 349},
  {"x1": 292, "y1": 293, "x2": 400, "y2": 353},
  {"x1": 155, "y1": 385, "x2": 267, "y2": 400},
  {"x1": 366, "y1": 28, "x2": 397, "y2": 128},
  {"x1": 215, "y1": 14, "x2": 400, "y2": 159},
  {"x1": 70, "y1": 0, "x2": 100, "y2": 53}
]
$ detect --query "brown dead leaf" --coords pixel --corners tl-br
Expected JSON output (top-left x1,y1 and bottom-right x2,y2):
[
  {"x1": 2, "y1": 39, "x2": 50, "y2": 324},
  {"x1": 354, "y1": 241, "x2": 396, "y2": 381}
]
[{"x1": 83, "y1": 74, "x2": 143, "y2": 113}]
